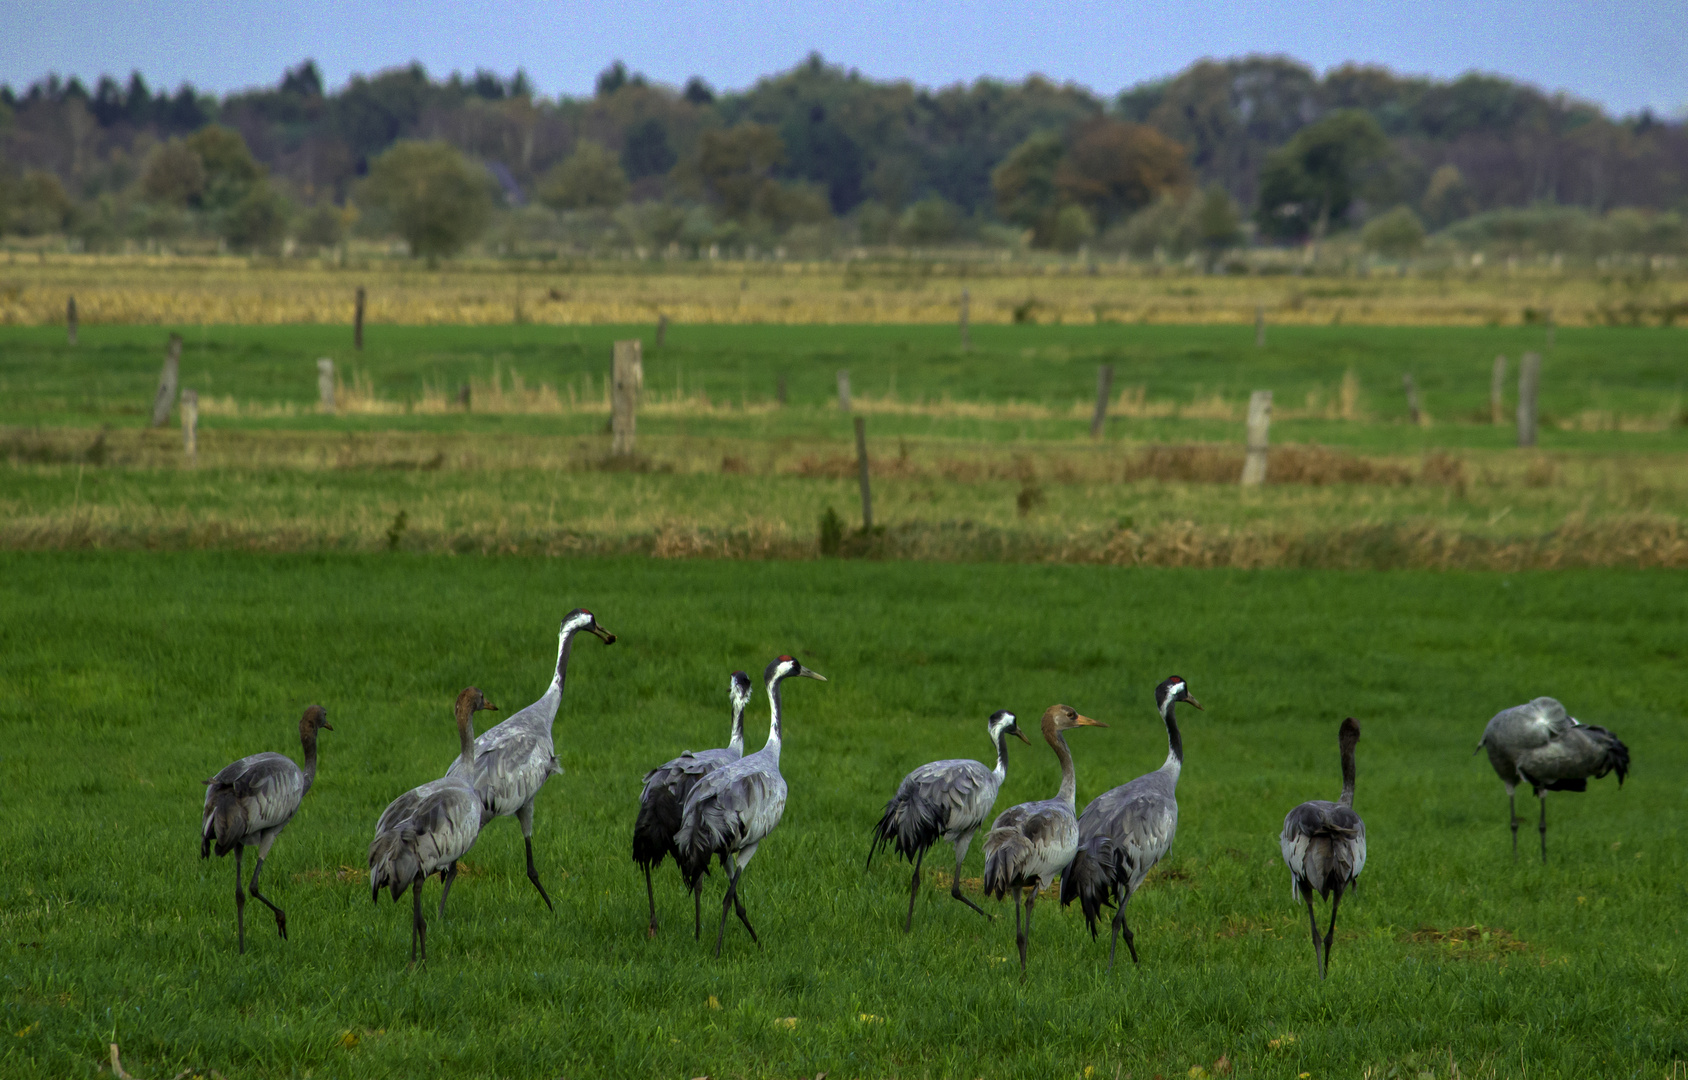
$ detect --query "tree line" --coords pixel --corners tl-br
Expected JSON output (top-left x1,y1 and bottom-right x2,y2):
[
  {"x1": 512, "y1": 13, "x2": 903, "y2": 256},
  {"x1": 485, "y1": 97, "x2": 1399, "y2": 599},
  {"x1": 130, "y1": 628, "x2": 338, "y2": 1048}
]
[{"x1": 2, "y1": 52, "x2": 1684, "y2": 260}]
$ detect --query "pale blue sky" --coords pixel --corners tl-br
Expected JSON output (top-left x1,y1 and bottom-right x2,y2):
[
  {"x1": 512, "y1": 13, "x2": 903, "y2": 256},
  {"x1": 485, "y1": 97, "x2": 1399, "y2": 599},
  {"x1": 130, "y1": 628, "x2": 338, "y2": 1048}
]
[{"x1": 2, "y1": 0, "x2": 1684, "y2": 116}]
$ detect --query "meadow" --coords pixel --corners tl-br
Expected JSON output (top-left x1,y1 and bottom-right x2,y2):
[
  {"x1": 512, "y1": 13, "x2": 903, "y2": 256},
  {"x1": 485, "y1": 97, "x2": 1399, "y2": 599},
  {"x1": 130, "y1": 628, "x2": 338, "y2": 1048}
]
[{"x1": 2, "y1": 552, "x2": 1684, "y2": 1080}]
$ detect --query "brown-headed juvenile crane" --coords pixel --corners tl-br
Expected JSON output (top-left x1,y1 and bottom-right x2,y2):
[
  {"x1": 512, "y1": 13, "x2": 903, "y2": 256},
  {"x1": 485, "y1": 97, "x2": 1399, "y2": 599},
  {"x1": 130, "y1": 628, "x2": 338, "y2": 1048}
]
[
  {"x1": 1061, "y1": 676, "x2": 1202, "y2": 970},
  {"x1": 867, "y1": 710, "x2": 1030, "y2": 932},
  {"x1": 675, "y1": 656, "x2": 826, "y2": 957},
  {"x1": 1280, "y1": 717, "x2": 1366, "y2": 980},
  {"x1": 369, "y1": 688, "x2": 498, "y2": 961},
  {"x1": 632, "y1": 671, "x2": 754, "y2": 938},
  {"x1": 443, "y1": 608, "x2": 613, "y2": 913},
  {"x1": 200, "y1": 705, "x2": 333, "y2": 953},
  {"x1": 1477, "y1": 696, "x2": 1629, "y2": 862},
  {"x1": 981, "y1": 704, "x2": 1107, "y2": 974}
]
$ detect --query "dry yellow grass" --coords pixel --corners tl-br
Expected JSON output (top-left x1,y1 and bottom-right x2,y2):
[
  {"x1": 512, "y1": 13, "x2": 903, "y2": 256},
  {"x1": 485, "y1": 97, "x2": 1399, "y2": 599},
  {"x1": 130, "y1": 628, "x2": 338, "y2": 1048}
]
[{"x1": 3, "y1": 252, "x2": 1682, "y2": 327}]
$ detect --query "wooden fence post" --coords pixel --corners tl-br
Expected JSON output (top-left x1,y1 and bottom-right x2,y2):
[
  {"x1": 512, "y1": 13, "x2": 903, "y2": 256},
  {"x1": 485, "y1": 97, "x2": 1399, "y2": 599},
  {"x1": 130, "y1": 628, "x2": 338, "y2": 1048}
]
[
  {"x1": 150, "y1": 333, "x2": 182, "y2": 427},
  {"x1": 656, "y1": 313, "x2": 667, "y2": 348},
  {"x1": 354, "y1": 287, "x2": 365, "y2": 351},
  {"x1": 854, "y1": 415, "x2": 873, "y2": 530},
  {"x1": 1402, "y1": 373, "x2": 1422, "y2": 426},
  {"x1": 1517, "y1": 352, "x2": 1540, "y2": 447},
  {"x1": 776, "y1": 373, "x2": 787, "y2": 405},
  {"x1": 1241, "y1": 390, "x2": 1272, "y2": 486},
  {"x1": 1090, "y1": 364, "x2": 1114, "y2": 439},
  {"x1": 611, "y1": 339, "x2": 643, "y2": 456},
  {"x1": 837, "y1": 369, "x2": 852, "y2": 412},
  {"x1": 1490, "y1": 355, "x2": 1507, "y2": 425},
  {"x1": 959, "y1": 288, "x2": 970, "y2": 352},
  {"x1": 67, "y1": 295, "x2": 77, "y2": 346},
  {"x1": 317, "y1": 358, "x2": 335, "y2": 414},
  {"x1": 1254, "y1": 305, "x2": 1266, "y2": 348},
  {"x1": 180, "y1": 388, "x2": 198, "y2": 463}
]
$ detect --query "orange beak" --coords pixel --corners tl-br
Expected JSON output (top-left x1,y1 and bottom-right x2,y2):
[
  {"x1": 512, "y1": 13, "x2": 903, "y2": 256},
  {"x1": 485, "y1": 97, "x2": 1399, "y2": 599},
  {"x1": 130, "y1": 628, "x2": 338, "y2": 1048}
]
[{"x1": 1073, "y1": 713, "x2": 1108, "y2": 728}]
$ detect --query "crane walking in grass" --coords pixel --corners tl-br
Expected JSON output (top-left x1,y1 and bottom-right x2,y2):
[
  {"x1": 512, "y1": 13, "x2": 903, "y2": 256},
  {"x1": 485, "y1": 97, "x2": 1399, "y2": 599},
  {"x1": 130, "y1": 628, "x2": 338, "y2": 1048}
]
[
  {"x1": 443, "y1": 608, "x2": 614, "y2": 914},
  {"x1": 1477, "y1": 696, "x2": 1629, "y2": 862},
  {"x1": 676, "y1": 656, "x2": 826, "y2": 957},
  {"x1": 369, "y1": 688, "x2": 497, "y2": 961},
  {"x1": 982, "y1": 704, "x2": 1108, "y2": 974},
  {"x1": 200, "y1": 705, "x2": 333, "y2": 954},
  {"x1": 632, "y1": 671, "x2": 754, "y2": 938},
  {"x1": 1280, "y1": 717, "x2": 1366, "y2": 979},
  {"x1": 1061, "y1": 676, "x2": 1202, "y2": 970},
  {"x1": 867, "y1": 709, "x2": 1030, "y2": 932}
]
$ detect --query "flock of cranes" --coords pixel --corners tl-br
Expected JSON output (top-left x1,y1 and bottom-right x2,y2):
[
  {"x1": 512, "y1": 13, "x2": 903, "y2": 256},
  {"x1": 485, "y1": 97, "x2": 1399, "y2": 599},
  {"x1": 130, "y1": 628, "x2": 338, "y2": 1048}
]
[{"x1": 199, "y1": 608, "x2": 1634, "y2": 978}]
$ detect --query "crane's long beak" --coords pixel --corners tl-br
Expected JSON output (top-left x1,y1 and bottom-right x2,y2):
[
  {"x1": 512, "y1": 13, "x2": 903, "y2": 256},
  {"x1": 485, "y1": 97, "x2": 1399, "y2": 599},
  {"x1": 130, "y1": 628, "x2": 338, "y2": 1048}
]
[
  {"x1": 590, "y1": 625, "x2": 616, "y2": 644},
  {"x1": 798, "y1": 665, "x2": 827, "y2": 681},
  {"x1": 1011, "y1": 726, "x2": 1032, "y2": 745},
  {"x1": 1073, "y1": 713, "x2": 1108, "y2": 727},
  {"x1": 319, "y1": 721, "x2": 335, "y2": 731},
  {"x1": 1182, "y1": 695, "x2": 1204, "y2": 711},
  {"x1": 481, "y1": 702, "x2": 499, "y2": 712}
]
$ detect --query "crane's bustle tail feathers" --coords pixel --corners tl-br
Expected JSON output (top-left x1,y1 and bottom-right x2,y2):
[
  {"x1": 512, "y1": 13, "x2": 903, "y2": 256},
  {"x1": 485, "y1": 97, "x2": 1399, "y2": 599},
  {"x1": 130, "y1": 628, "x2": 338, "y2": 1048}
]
[
  {"x1": 368, "y1": 829, "x2": 422, "y2": 904},
  {"x1": 632, "y1": 790, "x2": 682, "y2": 870},
  {"x1": 981, "y1": 829, "x2": 1030, "y2": 900},
  {"x1": 1584, "y1": 724, "x2": 1630, "y2": 785},
  {"x1": 868, "y1": 791, "x2": 942, "y2": 870},
  {"x1": 203, "y1": 787, "x2": 248, "y2": 858},
  {"x1": 1060, "y1": 835, "x2": 1126, "y2": 937}
]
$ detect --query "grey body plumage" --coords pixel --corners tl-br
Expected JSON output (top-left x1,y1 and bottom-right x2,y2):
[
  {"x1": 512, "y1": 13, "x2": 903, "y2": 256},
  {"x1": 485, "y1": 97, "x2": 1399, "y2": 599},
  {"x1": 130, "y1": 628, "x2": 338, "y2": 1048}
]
[
  {"x1": 1280, "y1": 717, "x2": 1366, "y2": 979},
  {"x1": 442, "y1": 608, "x2": 614, "y2": 912},
  {"x1": 200, "y1": 705, "x2": 332, "y2": 954},
  {"x1": 632, "y1": 670, "x2": 754, "y2": 937},
  {"x1": 674, "y1": 656, "x2": 826, "y2": 956},
  {"x1": 1478, "y1": 696, "x2": 1629, "y2": 861},
  {"x1": 1061, "y1": 676, "x2": 1201, "y2": 969},
  {"x1": 868, "y1": 710, "x2": 1029, "y2": 931}
]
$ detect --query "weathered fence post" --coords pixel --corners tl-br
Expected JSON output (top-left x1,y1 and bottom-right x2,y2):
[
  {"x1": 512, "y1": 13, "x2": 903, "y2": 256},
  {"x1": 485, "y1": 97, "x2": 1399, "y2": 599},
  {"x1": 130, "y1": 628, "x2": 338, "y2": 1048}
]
[
  {"x1": 180, "y1": 388, "x2": 198, "y2": 463},
  {"x1": 656, "y1": 313, "x2": 668, "y2": 348},
  {"x1": 776, "y1": 373, "x2": 787, "y2": 406},
  {"x1": 150, "y1": 333, "x2": 182, "y2": 427},
  {"x1": 1090, "y1": 364, "x2": 1114, "y2": 439},
  {"x1": 854, "y1": 415, "x2": 873, "y2": 530},
  {"x1": 959, "y1": 288, "x2": 970, "y2": 352},
  {"x1": 1517, "y1": 352, "x2": 1540, "y2": 447},
  {"x1": 1241, "y1": 390, "x2": 1272, "y2": 486},
  {"x1": 1254, "y1": 305, "x2": 1266, "y2": 348},
  {"x1": 837, "y1": 369, "x2": 852, "y2": 412},
  {"x1": 317, "y1": 358, "x2": 336, "y2": 414},
  {"x1": 611, "y1": 339, "x2": 643, "y2": 456},
  {"x1": 354, "y1": 287, "x2": 366, "y2": 351},
  {"x1": 1402, "y1": 373, "x2": 1422, "y2": 426},
  {"x1": 67, "y1": 295, "x2": 77, "y2": 346},
  {"x1": 1490, "y1": 355, "x2": 1507, "y2": 425}
]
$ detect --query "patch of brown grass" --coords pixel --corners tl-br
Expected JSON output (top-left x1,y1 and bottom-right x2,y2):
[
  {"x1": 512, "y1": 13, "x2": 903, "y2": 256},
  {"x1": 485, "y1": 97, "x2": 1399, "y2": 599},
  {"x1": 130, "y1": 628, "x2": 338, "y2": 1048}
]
[{"x1": 1404, "y1": 924, "x2": 1530, "y2": 960}]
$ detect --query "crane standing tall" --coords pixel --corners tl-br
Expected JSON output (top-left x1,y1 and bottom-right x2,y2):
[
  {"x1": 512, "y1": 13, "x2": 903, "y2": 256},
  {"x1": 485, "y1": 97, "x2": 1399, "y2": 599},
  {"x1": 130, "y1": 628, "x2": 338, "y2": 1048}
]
[{"x1": 1280, "y1": 717, "x2": 1367, "y2": 979}]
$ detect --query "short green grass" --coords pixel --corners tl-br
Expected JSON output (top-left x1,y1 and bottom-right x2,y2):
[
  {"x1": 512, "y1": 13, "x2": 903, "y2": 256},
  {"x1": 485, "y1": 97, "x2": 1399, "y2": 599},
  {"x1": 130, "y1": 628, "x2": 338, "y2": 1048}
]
[{"x1": 3, "y1": 552, "x2": 1683, "y2": 1078}]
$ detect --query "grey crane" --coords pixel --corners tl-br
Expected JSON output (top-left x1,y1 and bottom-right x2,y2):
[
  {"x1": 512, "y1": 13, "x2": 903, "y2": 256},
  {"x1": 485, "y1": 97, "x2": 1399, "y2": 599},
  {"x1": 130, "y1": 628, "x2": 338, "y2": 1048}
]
[
  {"x1": 1477, "y1": 696, "x2": 1629, "y2": 862},
  {"x1": 200, "y1": 705, "x2": 333, "y2": 953},
  {"x1": 369, "y1": 687, "x2": 498, "y2": 961},
  {"x1": 1061, "y1": 676, "x2": 1202, "y2": 970},
  {"x1": 675, "y1": 656, "x2": 826, "y2": 957},
  {"x1": 632, "y1": 670, "x2": 755, "y2": 938},
  {"x1": 981, "y1": 704, "x2": 1107, "y2": 974},
  {"x1": 442, "y1": 608, "x2": 614, "y2": 913},
  {"x1": 1280, "y1": 717, "x2": 1367, "y2": 979},
  {"x1": 867, "y1": 710, "x2": 1030, "y2": 932}
]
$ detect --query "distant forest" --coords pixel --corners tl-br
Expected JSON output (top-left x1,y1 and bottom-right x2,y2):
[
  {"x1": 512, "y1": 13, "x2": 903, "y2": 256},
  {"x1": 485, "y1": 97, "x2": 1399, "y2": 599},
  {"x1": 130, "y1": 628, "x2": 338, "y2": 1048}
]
[{"x1": 2, "y1": 52, "x2": 1685, "y2": 258}]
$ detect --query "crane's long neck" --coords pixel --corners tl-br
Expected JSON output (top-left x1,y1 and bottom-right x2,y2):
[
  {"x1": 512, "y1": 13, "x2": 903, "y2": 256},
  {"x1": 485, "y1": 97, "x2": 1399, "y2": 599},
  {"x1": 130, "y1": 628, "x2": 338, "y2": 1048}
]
[
  {"x1": 1048, "y1": 729, "x2": 1077, "y2": 808},
  {"x1": 1160, "y1": 699, "x2": 1184, "y2": 784},
  {"x1": 1338, "y1": 738, "x2": 1357, "y2": 808},
  {"x1": 762, "y1": 675, "x2": 786, "y2": 762},
  {"x1": 991, "y1": 729, "x2": 1011, "y2": 784},
  {"x1": 534, "y1": 625, "x2": 581, "y2": 729},
  {"x1": 455, "y1": 711, "x2": 477, "y2": 771},
  {"x1": 299, "y1": 727, "x2": 319, "y2": 796},
  {"x1": 728, "y1": 698, "x2": 746, "y2": 757}
]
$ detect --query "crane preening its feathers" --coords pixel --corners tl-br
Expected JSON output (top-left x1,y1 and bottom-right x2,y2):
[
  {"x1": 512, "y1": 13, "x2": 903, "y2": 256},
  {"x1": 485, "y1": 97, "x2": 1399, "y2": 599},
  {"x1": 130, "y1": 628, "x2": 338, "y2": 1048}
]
[
  {"x1": 1280, "y1": 717, "x2": 1366, "y2": 980},
  {"x1": 1060, "y1": 676, "x2": 1201, "y2": 970},
  {"x1": 1477, "y1": 696, "x2": 1629, "y2": 862},
  {"x1": 369, "y1": 687, "x2": 497, "y2": 962},
  {"x1": 200, "y1": 705, "x2": 333, "y2": 954},
  {"x1": 867, "y1": 709, "x2": 1030, "y2": 932},
  {"x1": 632, "y1": 670, "x2": 755, "y2": 938},
  {"x1": 981, "y1": 704, "x2": 1107, "y2": 975}
]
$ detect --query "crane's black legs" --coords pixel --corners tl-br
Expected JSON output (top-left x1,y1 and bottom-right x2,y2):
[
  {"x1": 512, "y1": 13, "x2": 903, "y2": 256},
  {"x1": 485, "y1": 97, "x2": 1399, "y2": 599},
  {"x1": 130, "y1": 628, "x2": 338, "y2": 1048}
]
[
  {"x1": 950, "y1": 839, "x2": 989, "y2": 919},
  {"x1": 1508, "y1": 792, "x2": 1519, "y2": 858},
  {"x1": 1012, "y1": 886, "x2": 1027, "y2": 974},
  {"x1": 410, "y1": 876, "x2": 428, "y2": 962},
  {"x1": 437, "y1": 862, "x2": 458, "y2": 919},
  {"x1": 517, "y1": 803, "x2": 555, "y2": 911},
  {"x1": 693, "y1": 882, "x2": 703, "y2": 941},
  {"x1": 1302, "y1": 886, "x2": 1324, "y2": 979},
  {"x1": 1021, "y1": 885, "x2": 1040, "y2": 977},
  {"x1": 1537, "y1": 792, "x2": 1548, "y2": 863},
  {"x1": 1108, "y1": 887, "x2": 1139, "y2": 971},
  {"x1": 1321, "y1": 883, "x2": 1345, "y2": 980},
  {"x1": 714, "y1": 862, "x2": 759, "y2": 957},
  {"x1": 643, "y1": 865, "x2": 659, "y2": 938},
  {"x1": 233, "y1": 844, "x2": 246, "y2": 955},
  {"x1": 247, "y1": 855, "x2": 286, "y2": 941},
  {"x1": 904, "y1": 848, "x2": 925, "y2": 933}
]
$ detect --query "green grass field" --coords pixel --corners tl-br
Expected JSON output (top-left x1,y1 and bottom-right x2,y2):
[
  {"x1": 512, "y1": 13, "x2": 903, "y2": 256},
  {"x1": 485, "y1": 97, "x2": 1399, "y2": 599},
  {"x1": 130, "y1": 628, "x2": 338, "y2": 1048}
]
[{"x1": 3, "y1": 552, "x2": 1684, "y2": 1079}]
